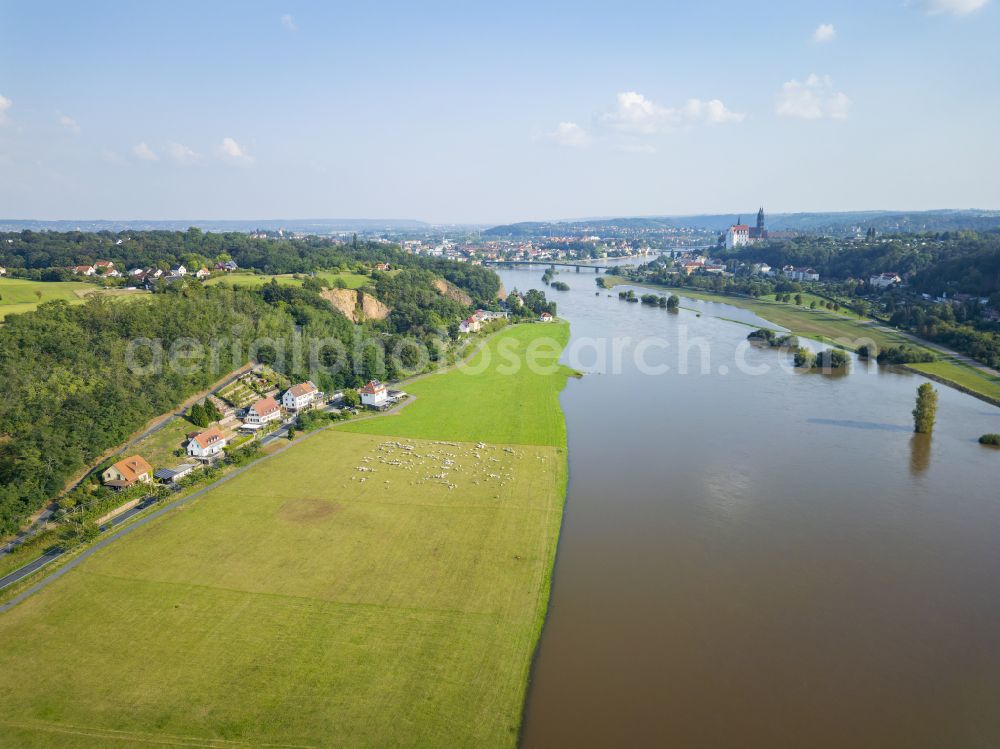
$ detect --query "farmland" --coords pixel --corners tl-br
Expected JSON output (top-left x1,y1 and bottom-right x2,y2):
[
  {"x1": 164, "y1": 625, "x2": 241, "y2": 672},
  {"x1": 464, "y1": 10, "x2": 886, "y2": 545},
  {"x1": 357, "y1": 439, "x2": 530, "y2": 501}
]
[{"x1": 0, "y1": 323, "x2": 573, "y2": 747}]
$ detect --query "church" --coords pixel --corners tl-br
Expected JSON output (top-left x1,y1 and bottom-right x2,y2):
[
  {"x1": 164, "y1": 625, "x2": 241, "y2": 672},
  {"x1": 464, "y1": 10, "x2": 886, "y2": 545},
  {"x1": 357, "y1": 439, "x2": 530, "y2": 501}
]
[{"x1": 723, "y1": 208, "x2": 768, "y2": 249}]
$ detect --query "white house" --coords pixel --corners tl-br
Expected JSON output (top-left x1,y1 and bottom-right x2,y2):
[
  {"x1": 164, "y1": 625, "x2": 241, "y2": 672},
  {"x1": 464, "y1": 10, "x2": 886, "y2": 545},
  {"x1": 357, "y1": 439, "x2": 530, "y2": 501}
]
[
  {"x1": 540, "y1": 312, "x2": 554, "y2": 322},
  {"x1": 195, "y1": 267, "x2": 211, "y2": 280},
  {"x1": 187, "y1": 427, "x2": 228, "y2": 459},
  {"x1": 282, "y1": 381, "x2": 318, "y2": 411},
  {"x1": 870, "y1": 272, "x2": 902, "y2": 289},
  {"x1": 244, "y1": 396, "x2": 281, "y2": 426},
  {"x1": 751, "y1": 263, "x2": 772, "y2": 276},
  {"x1": 724, "y1": 224, "x2": 750, "y2": 250},
  {"x1": 73, "y1": 265, "x2": 96, "y2": 276},
  {"x1": 459, "y1": 316, "x2": 481, "y2": 334},
  {"x1": 0, "y1": 266, "x2": 6, "y2": 276},
  {"x1": 360, "y1": 380, "x2": 389, "y2": 407},
  {"x1": 171, "y1": 264, "x2": 187, "y2": 277}
]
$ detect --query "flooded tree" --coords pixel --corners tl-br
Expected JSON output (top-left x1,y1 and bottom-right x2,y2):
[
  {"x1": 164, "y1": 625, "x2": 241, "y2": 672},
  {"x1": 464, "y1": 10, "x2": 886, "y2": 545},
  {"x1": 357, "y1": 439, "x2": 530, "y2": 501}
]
[{"x1": 912, "y1": 383, "x2": 938, "y2": 434}]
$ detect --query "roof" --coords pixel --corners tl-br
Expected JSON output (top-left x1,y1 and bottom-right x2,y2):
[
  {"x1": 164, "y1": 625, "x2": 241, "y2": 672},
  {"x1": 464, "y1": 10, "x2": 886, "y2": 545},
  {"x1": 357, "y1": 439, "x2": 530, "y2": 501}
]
[
  {"x1": 249, "y1": 396, "x2": 280, "y2": 415},
  {"x1": 287, "y1": 382, "x2": 317, "y2": 398},
  {"x1": 360, "y1": 380, "x2": 386, "y2": 395},
  {"x1": 730, "y1": 225, "x2": 750, "y2": 231},
  {"x1": 109, "y1": 455, "x2": 152, "y2": 483},
  {"x1": 191, "y1": 427, "x2": 226, "y2": 449}
]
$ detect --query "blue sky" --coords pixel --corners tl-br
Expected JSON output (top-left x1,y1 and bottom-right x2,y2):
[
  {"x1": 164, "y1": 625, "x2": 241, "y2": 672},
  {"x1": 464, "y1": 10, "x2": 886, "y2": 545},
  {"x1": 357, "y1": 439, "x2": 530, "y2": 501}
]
[{"x1": 1, "y1": 0, "x2": 998, "y2": 223}]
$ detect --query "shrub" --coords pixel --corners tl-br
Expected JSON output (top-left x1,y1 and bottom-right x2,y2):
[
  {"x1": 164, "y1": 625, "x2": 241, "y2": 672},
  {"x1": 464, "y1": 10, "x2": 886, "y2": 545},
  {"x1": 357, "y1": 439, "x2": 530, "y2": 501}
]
[{"x1": 979, "y1": 434, "x2": 1000, "y2": 446}]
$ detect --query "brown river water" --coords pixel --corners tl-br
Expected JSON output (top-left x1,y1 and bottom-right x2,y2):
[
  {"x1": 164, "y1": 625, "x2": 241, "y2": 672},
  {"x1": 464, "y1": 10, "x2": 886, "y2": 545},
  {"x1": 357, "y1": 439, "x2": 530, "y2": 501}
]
[{"x1": 498, "y1": 264, "x2": 1000, "y2": 749}]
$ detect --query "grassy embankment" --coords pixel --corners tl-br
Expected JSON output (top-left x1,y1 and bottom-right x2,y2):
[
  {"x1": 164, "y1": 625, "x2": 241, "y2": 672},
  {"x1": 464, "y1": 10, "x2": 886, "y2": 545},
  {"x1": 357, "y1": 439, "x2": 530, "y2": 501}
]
[
  {"x1": 0, "y1": 278, "x2": 140, "y2": 321},
  {"x1": 0, "y1": 322, "x2": 574, "y2": 747},
  {"x1": 205, "y1": 270, "x2": 372, "y2": 289},
  {"x1": 602, "y1": 276, "x2": 1000, "y2": 405}
]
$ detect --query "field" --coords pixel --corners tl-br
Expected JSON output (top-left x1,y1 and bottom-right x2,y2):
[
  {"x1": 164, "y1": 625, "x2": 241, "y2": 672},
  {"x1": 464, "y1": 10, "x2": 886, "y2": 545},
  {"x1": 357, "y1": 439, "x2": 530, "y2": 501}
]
[
  {"x1": 0, "y1": 323, "x2": 573, "y2": 747},
  {"x1": 0, "y1": 277, "x2": 117, "y2": 320},
  {"x1": 126, "y1": 418, "x2": 197, "y2": 470},
  {"x1": 206, "y1": 270, "x2": 371, "y2": 290}
]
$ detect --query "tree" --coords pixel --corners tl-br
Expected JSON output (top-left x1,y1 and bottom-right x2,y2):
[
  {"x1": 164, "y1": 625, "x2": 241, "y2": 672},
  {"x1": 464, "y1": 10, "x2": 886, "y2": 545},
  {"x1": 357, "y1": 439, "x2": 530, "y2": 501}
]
[
  {"x1": 342, "y1": 389, "x2": 360, "y2": 408},
  {"x1": 913, "y1": 383, "x2": 938, "y2": 434},
  {"x1": 188, "y1": 402, "x2": 209, "y2": 427},
  {"x1": 666, "y1": 294, "x2": 680, "y2": 310}
]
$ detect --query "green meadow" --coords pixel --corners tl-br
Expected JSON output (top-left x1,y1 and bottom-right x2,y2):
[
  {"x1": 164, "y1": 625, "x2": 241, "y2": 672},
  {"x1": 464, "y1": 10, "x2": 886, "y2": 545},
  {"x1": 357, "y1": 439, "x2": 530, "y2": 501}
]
[
  {"x1": 0, "y1": 277, "x2": 100, "y2": 320},
  {"x1": 0, "y1": 323, "x2": 572, "y2": 747}
]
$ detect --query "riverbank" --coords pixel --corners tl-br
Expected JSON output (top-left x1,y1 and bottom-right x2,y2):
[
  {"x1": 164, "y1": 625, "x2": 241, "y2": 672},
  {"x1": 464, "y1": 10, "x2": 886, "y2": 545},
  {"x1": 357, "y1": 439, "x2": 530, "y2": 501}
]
[
  {"x1": 0, "y1": 322, "x2": 574, "y2": 747},
  {"x1": 601, "y1": 276, "x2": 1000, "y2": 406}
]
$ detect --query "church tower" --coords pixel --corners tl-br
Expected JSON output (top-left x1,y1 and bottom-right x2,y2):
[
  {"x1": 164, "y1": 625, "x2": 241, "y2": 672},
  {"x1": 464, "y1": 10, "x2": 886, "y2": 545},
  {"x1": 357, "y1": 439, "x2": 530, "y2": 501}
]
[{"x1": 756, "y1": 207, "x2": 765, "y2": 232}]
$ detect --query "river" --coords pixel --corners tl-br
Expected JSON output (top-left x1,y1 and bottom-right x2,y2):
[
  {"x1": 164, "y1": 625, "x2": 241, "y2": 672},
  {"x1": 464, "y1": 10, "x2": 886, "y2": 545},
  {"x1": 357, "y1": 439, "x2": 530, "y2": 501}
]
[{"x1": 498, "y1": 263, "x2": 1000, "y2": 748}]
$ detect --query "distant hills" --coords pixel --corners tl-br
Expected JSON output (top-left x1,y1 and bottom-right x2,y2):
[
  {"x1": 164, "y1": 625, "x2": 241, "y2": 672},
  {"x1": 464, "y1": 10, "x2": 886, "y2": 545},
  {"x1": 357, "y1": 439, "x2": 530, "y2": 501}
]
[
  {"x1": 0, "y1": 218, "x2": 430, "y2": 234},
  {"x1": 485, "y1": 210, "x2": 1000, "y2": 237}
]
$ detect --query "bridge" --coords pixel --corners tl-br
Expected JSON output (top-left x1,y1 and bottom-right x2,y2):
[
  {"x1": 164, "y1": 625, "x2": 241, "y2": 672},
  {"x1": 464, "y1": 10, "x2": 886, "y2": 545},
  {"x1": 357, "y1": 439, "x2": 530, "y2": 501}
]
[{"x1": 483, "y1": 260, "x2": 614, "y2": 272}]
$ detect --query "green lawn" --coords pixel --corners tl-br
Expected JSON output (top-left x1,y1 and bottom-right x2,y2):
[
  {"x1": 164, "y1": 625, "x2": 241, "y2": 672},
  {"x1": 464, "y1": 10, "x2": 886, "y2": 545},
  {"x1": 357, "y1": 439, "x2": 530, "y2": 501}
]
[
  {"x1": 206, "y1": 270, "x2": 371, "y2": 290},
  {"x1": 0, "y1": 278, "x2": 98, "y2": 320},
  {"x1": 906, "y1": 360, "x2": 1000, "y2": 404},
  {"x1": 0, "y1": 323, "x2": 572, "y2": 747},
  {"x1": 126, "y1": 417, "x2": 197, "y2": 470},
  {"x1": 339, "y1": 322, "x2": 574, "y2": 446}
]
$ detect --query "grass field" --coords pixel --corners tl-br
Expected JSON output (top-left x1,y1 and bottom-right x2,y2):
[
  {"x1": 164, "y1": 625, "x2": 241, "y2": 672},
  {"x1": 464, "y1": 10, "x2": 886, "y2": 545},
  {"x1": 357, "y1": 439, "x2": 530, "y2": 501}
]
[
  {"x1": 0, "y1": 323, "x2": 573, "y2": 747},
  {"x1": 126, "y1": 418, "x2": 196, "y2": 470},
  {"x1": 206, "y1": 270, "x2": 371, "y2": 290},
  {"x1": 0, "y1": 277, "x2": 102, "y2": 320}
]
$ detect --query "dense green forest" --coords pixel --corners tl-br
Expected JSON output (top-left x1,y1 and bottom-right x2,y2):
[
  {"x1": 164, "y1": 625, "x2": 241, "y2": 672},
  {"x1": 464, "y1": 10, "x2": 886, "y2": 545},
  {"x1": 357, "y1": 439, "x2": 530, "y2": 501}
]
[
  {"x1": 720, "y1": 231, "x2": 1000, "y2": 297},
  {"x1": 0, "y1": 250, "x2": 504, "y2": 536}
]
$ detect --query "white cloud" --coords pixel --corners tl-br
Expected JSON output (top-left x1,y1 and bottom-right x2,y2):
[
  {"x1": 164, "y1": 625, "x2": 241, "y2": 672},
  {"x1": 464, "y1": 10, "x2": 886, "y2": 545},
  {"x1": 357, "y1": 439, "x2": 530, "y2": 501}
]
[
  {"x1": 600, "y1": 91, "x2": 744, "y2": 134},
  {"x1": 0, "y1": 95, "x2": 11, "y2": 124},
  {"x1": 59, "y1": 114, "x2": 80, "y2": 133},
  {"x1": 911, "y1": 0, "x2": 989, "y2": 14},
  {"x1": 281, "y1": 13, "x2": 297, "y2": 31},
  {"x1": 775, "y1": 74, "x2": 851, "y2": 120},
  {"x1": 546, "y1": 122, "x2": 590, "y2": 147},
  {"x1": 218, "y1": 136, "x2": 254, "y2": 165},
  {"x1": 167, "y1": 141, "x2": 199, "y2": 165},
  {"x1": 812, "y1": 23, "x2": 836, "y2": 42},
  {"x1": 132, "y1": 141, "x2": 159, "y2": 161}
]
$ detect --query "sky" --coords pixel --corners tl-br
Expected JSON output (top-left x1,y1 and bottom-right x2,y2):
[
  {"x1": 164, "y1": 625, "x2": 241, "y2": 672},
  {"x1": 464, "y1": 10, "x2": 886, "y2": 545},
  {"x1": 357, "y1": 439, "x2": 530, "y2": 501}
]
[{"x1": 1, "y1": 0, "x2": 998, "y2": 224}]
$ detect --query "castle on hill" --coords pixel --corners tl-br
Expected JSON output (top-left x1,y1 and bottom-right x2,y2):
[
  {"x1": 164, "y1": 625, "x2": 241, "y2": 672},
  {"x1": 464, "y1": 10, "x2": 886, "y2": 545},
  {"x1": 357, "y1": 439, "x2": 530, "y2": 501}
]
[{"x1": 722, "y1": 207, "x2": 768, "y2": 249}]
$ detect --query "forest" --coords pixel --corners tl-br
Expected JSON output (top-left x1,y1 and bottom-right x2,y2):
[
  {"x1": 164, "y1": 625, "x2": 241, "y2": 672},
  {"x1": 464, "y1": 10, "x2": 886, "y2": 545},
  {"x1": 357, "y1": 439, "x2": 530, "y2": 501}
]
[{"x1": 719, "y1": 231, "x2": 1000, "y2": 297}]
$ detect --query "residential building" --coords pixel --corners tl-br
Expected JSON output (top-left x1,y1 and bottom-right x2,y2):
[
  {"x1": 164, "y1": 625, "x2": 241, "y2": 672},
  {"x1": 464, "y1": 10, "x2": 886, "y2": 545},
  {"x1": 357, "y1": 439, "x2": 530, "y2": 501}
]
[
  {"x1": 73, "y1": 265, "x2": 96, "y2": 276},
  {"x1": 153, "y1": 463, "x2": 197, "y2": 484},
  {"x1": 459, "y1": 316, "x2": 481, "y2": 334},
  {"x1": 360, "y1": 380, "x2": 389, "y2": 407},
  {"x1": 540, "y1": 312, "x2": 554, "y2": 322},
  {"x1": 195, "y1": 267, "x2": 211, "y2": 280},
  {"x1": 102, "y1": 455, "x2": 153, "y2": 491},
  {"x1": 282, "y1": 381, "x2": 319, "y2": 410},
  {"x1": 870, "y1": 272, "x2": 902, "y2": 289},
  {"x1": 725, "y1": 224, "x2": 750, "y2": 250},
  {"x1": 244, "y1": 396, "x2": 281, "y2": 426},
  {"x1": 215, "y1": 260, "x2": 239, "y2": 272},
  {"x1": 186, "y1": 427, "x2": 228, "y2": 459},
  {"x1": 171, "y1": 264, "x2": 187, "y2": 277},
  {"x1": 374, "y1": 262, "x2": 391, "y2": 272},
  {"x1": 0, "y1": 266, "x2": 6, "y2": 276}
]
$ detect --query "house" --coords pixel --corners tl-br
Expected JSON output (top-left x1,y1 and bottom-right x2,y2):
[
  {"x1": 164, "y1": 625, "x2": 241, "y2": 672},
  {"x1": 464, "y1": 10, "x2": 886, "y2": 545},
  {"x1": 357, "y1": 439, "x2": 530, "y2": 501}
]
[
  {"x1": 540, "y1": 312, "x2": 554, "y2": 322},
  {"x1": 128, "y1": 267, "x2": 146, "y2": 277},
  {"x1": 102, "y1": 455, "x2": 153, "y2": 491},
  {"x1": 870, "y1": 272, "x2": 902, "y2": 289},
  {"x1": 459, "y1": 316, "x2": 481, "y2": 334},
  {"x1": 360, "y1": 380, "x2": 389, "y2": 407},
  {"x1": 94, "y1": 260, "x2": 116, "y2": 273},
  {"x1": 153, "y1": 463, "x2": 197, "y2": 484},
  {"x1": 73, "y1": 265, "x2": 96, "y2": 276},
  {"x1": 282, "y1": 381, "x2": 319, "y2": 411},
  {"x1": 215, "y1": 260, "x2": 239, "y2": 272},
  {"x1": 171, "y1": 264, "x2": 187, "y2": 277},
  {"x1": 751, "y1": 263, "x2": 772, "y2": 276},
  {"x1": 0, "y1": 266, "x2": 6, "y2": 276},
  {"x1": 244, "y1": 396, "x2": 282, "y2": 427},
  {"x1": 186, "y1": 427, "x2": 228, "y2": 459},
  {"x1": 374, "y1": 262, "x2": 391, "y2": 272},
  {"x1": 195, "y1": 267, "x2": 211, "y2": 280}
]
